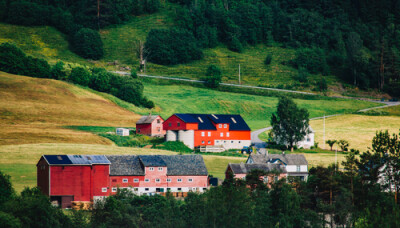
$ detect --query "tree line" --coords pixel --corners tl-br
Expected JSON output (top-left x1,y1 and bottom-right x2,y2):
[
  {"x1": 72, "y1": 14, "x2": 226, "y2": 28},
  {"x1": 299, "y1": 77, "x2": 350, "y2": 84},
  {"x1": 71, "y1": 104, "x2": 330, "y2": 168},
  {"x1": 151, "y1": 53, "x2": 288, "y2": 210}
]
[
  {"x1": 1, "y1": 130, "x2": 400, "y2": 227},
  {"x1": 0, "y1": 43, "x2": 154, "y2": 108}
]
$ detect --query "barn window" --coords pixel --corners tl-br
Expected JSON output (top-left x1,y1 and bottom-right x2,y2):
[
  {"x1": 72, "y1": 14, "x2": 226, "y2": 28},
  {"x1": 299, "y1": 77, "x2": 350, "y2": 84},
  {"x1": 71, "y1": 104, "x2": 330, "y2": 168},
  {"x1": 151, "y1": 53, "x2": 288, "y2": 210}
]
[
  {"x1": 158, "y1": 167, "x2": 163, "y2": 171},
  {"x1": 188, "y1": 179, "x2": 193, "y2": 182},
  {"x1": 208, "y1": 132, "x2": 211, "y2": 136},
  {"x1": 220, "y1": 133, "x2": 223, "y2": 137},
  {"x1": 112, "y1": 179, "x2": 117, "y2": 182},
  {"x1": 177, "y1": 179, "x2": 182, "y2": 182},
  {"x1": 201, "y1": 132, "x2": 205, "y2": 137},
  {"x1": 133, "y1": 179, "x2": 139, "y2": 183},
  {"x1": 145, "y1": 188, "x2": 149, "y2": 191},
  {"x1": 224, "y1": 124, "x2": 227, "y2": 128},
  {"x1": 145, "y1": 179, "x2": 150, "y2": 182},
  {"x1": 167, "y1": 188, "x2": 171, "y2": 191},
  {"x1": 102, "y1": 188, "x2": 107, "y2": 192},
  {"x1": 203, "y1": 188, "x2": 207, "y2": 191},
  {"x1": 157, "y1": 119, "x2": 161, "y2": 123},
  {"x1": 149, "y1": 167, "x2": 154, "y2": 171},
  {"x1": 123, "y1": 179, "x2": 128, "y2": 183},
  {"x1": 167, "y1": 178, "x2": 171, "y2": 182},
  {"x1": 112, "y1": 187, "x2": 117, "y2": 192},
  {"x1": 208, "y1": 141, "x2": 211, "y2": 144},
  {"x1": 155, "y1": 179, "x2": 160, "y2": 183},
  {"x1": 219, "y1": 124, "x2": 222, "y2": 128},
  {"x1": 168, "y1": 123, "x2": 172, "y2": 127},
  {"x1": 238, "y1": 141, "x2": 241, "y2": 143},
  {"x1": 202, "y1": 141, "x2": 205, "y2": 144},
  {"x1": 177, "y1": 122, "x2": 180, "y2": 126},
  {"x1": 227, "y1": 132, "x2": 230, "y2": 137},
  {"x1": 178, "y1": 188, "x2": 182, "y2": 191},
  {"x1": 134, "y1": 188, "x2": 138, "y2": 191},
  {"x1": 138, "y1": 129, "x2": 141, "y2": 133}
]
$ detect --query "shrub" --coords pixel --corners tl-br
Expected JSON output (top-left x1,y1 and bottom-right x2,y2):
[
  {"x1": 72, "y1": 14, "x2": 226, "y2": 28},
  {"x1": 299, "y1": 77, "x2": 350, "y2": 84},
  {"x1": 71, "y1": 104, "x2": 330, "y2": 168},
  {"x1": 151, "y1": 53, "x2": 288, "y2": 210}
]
[
  {"x1": 317, "y1": 77, "x2": 328, "y2": 91},
  {"x1": 70, "y1": 67, "x2": 91, "y2": 86},
  {"x1": 264, "y1": 54, "x2": 272, "y2": 65},
  {"x1": 24, "y1": 56, "x2": 51, "y2": 78},
  {"x1": 72, "y1": 28, "x2": 104, "y2": 60},
  {"x1": 228, "y1": 36, "x2": 243, "y2": 53},
  {"x1": 155, "y1": 141, "x2": 192, "y2": 152},
  {"x1": 117, "y1": 81, "x2": 146, "y2": 107},
  {"x1": 131, "y1": 70, "x2": 138, "y2": 79},
  {"x1": 205, "y1": 65, "x2": 222, "y2": 88},
  {"x1": 50, "y1": 61, "x2": 67, "y2": 80},
  {"x1": 0, "y1": 43, "x2": 27, "y2": 75},
  {"x1": 90, "y1": 68, "x2": 111, "y2": 92},
  {"x1": 338, "y1": 140, "x2": 349, "y2": 152},
  {"x1": 293, "y1": 67, "x2": 308, "y2": 83}
]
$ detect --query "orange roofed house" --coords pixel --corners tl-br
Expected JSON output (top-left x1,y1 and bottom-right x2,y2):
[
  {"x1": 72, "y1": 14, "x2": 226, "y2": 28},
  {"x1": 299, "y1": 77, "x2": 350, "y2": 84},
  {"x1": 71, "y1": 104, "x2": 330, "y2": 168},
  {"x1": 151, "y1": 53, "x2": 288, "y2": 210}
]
[
  {"x1": 163, "y1": 114, "x2": 251, "y2": 150},
  {"x1": 136, "y1": 115, "x2": 165, "y2": 137}
]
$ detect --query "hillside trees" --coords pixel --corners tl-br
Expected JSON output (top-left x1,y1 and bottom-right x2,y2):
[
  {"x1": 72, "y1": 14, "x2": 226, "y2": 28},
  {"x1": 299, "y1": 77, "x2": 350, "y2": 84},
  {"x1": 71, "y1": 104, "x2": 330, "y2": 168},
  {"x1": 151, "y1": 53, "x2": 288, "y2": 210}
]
[
  {"x1": 271, "y1": 96, "x2": 310, "y2": 151},
  {"x1": 204, "y1": 65, "x2": 222, "y2": 88},
  {"x1": 72, "y1": 28, "x2": 104, "y2": 60}
]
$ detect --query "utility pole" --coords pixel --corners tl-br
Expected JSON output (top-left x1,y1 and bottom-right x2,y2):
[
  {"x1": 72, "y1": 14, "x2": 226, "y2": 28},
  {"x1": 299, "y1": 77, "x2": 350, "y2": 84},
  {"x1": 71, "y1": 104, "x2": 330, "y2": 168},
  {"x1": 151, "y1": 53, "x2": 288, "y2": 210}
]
[{"x1": 238, "y1": 64, "x2": 241, "y2": 84}]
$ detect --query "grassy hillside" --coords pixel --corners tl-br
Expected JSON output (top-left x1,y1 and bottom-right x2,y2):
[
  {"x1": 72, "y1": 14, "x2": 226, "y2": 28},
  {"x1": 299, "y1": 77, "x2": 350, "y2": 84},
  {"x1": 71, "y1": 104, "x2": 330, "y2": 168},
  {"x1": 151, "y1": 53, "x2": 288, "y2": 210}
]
[{"x1": 0, "y1": 71, "x2": 141, "y2": 145}]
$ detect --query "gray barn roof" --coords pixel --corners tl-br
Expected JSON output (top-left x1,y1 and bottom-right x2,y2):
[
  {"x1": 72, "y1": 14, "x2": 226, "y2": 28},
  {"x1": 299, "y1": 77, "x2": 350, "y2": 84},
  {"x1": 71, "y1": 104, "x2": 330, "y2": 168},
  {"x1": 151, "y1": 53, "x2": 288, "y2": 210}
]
[
  {"x1": 42, "y1": 155, "x2": 110, "y2": 165},
  {"x1": 228, "y1": 163, "x2": 286, "y2": 174},
  {"x1": 136, "y1": 115, "x2": 161, "y2": 124},
  {"x1": 248, "y1": 154, "x2": 308, "y2": 165},
  {"x1": 106, "y1": 155, "x2": 208, "y2": 176}
]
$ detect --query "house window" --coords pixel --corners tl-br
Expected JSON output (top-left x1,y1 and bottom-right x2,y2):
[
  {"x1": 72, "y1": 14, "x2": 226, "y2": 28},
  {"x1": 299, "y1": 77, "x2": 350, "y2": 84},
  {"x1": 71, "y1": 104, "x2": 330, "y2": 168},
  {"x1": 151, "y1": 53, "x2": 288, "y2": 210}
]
[
  {"x1": 102, "y1": 188, "x2": 107, "y2": 192},
  {"x1": 188, "y1": 178, "x2": 193, "y2": 182},
  {"x1": 112, "y1": 187, "x2": 117, "y2": 192},
  {"x1": 157, "y1": 127, "x2": 160, "y2": 132},
  {"x1": 220, "y1": 133, "x2": 223, "y2": 137},
  {"x1": 216, "y1": 140, "x2": 219, "y2": 143},
  {"x1": 168, "y1": 123, "x2": 172, "y2": 127},
  {"x1": 145, "y1": 188, "x2": 149, "y2": 191},
  {"x1": 208, "y1": 141, "x2": 211, "y2": 144},
  {"x1": 167, "y1": 188, "x2": 171, "y2": 191},
  {"x1": 307, "y1": 137, "x2": 310, "y2": 142},
  {"x1": 203, "y1": 188, "x2": 207, "y2": 191},
  {"x1": 224, "y1": 124, "x2": 227, "y2": 128},
  {"x1": 177, "y1": 122, "x2": 180, "y2": 127},
  {"x1": 231, "y1": 141, "x2": 234, "y2": 143},
  {"x1": 167, "y1": 178, "x2": 171, "y2": 182},
  {"x1": 123, "y1": 178, "x2": 128, "y2": 183},
  {"x1": 219, "y1": 124, "x2": 222, "y2": 128},
  {"x1": 138, "y1": 129, "x2": 141, "y2": 133},
  {"x1": 157, "y1": 119, "x2": 161, "y2": 123},
  {"x1": 178, "y1": 188, "x2": 182, "y2": 191},
  {"x1": 158, "y1": 167, "x2": 163, "y2": 171},
  {"x1": 177, "y1": 179, "x2": 182, "y2": 182},
  {"x1": 208, "y1": 132, "x2": 211, "y2": 136},
  {"x1": 149, "y1": 167, "x2": 154, "y2": 171},
  {"x1": 193, "y1": 187, "x2": 197, "y2": 191},
  {"x1": 296, "y1": 166, "x2": 300, "y2": 172},
  {"x1": 201, "y1": 132, "x2": 205, "y2": 137},
  {"x1": 202, "y1": 141, "x2": 205, "y2": 144},
  {"x1": 238, "y1": 141, "x2": 241, "y2": 143},
  {"x1": 155, "y1": 179, "x2": 160, "y2": 183},
  {"x1": 112, "y1": 179, "x2": 117, "y2": 183},
  {"x1": 134, "y1": 179, "x2": 139, "y2": 183},
  {"x1": 145, "y1": 179, "x2": 150, "y2": 182},
  {"x1": 227, "y1": 132, "x2": 230, "y2": 137}
]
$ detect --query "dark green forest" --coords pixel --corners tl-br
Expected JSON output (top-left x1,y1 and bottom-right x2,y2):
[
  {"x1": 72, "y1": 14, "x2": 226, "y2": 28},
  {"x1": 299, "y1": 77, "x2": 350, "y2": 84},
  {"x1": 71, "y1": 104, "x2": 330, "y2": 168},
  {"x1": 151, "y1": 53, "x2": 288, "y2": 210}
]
[
  {"x1": 1, "y1": 130, "x2": 400, "y2": 227},
  {"x1": 0, "y1": 0, "x2": 399, "y2": 96}
]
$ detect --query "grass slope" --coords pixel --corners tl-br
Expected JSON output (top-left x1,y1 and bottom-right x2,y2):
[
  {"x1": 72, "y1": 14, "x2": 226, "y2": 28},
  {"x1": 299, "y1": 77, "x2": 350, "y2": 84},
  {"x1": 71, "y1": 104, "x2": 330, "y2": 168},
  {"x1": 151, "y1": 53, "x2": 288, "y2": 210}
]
[
  {"x1": 0, "y1": 71, "x2": 140, "y2": 145},
  {"x1": 0, "y1": 143, "x2": 246, "y2": 192},
  {"x1": 142, "y1": 83, "x2": 380, "y2": 130}
]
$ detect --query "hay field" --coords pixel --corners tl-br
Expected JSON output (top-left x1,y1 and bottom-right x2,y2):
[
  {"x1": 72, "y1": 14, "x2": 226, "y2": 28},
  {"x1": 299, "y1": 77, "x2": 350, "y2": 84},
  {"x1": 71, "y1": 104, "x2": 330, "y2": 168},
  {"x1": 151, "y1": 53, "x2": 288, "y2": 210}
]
[
  {"x1": 0, "y1": 143, "x2": 246, "y2": 193},
  {"x1": 310, "y1": 114, "x2": 400, "y2": 152},
  {"x1": 0, "y1": 72, "x2": 140, "y2": 145}
]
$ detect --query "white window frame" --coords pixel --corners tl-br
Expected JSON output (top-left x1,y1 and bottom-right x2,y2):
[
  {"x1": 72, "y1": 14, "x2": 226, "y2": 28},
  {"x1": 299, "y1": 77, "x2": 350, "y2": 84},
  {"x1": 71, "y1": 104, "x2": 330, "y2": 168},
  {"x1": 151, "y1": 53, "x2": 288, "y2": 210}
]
[
  {"x1": 102, "y1": 187, "x2": 107, "y2": 192},
  {"x1": 158, "y1": 167, "x2": 163, "y2": 171},
  {"x1": 202, "y1": 141, "x2": 205, "y2": 144},
  {"x1": 167, "y1": 178, "x2": 171, "y2": 182},
  {"x1": 201, "y1": 132, "x2": 205, "y2": 137},
  {"x1": 219, "y1": 124, "x2": 222, "y2": 128},
  {"x1": 296, "y1": 165, "x2": 300, "y2": 172},
  {"x1": 155, "y1": 178, "x2": 160, "y2": 183},
  {"x1": 123, "y1": 178, "x2": 128, "y2": 183},
  {"x1": 145, "y1": 179, "x2": 150, "y2": 182},
  {"x1": 208, "y1": 132, "x2": 211, "y2": 136},
  {"x1": 227, "y1": 132, "x2": 230, "y2": 137},
  {"x1": 208, "y1": 141, "x2": 211, "y2": 144},
  {"x1": 149, "y1": 167, "x2": 154, "y2": 171},
  {"x1": 220, "y1": 133, "x2": 223, "y2": 137},
  {"x1": 177, "y1": 178, "x2": 182, "y2": 182},
  {"x1": 112, "y1": 187, "x2": 117, "y2": 192},
  {"x1": 224, "y1": 124, "x2": 227, "y2": 128},
  {"x1": 133, "y1": 179, "x2": 139, "y2": 183},
  {"x1": 188, "y1": 178, "x2": 193, "y2": 182}
]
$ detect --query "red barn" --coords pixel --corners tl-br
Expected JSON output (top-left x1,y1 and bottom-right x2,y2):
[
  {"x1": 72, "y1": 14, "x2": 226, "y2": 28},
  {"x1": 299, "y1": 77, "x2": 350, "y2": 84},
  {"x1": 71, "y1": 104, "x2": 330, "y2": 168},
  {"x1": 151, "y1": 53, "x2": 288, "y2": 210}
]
[
  {"x1": 163, "y1": 114, "x2": 251, "y2": 150},
  {"x1": 37, "y1": 154, "x2": 208, "y2": 208},
  {"x1": 136, "y1": 115, "x2": 165, "y2": 137}
]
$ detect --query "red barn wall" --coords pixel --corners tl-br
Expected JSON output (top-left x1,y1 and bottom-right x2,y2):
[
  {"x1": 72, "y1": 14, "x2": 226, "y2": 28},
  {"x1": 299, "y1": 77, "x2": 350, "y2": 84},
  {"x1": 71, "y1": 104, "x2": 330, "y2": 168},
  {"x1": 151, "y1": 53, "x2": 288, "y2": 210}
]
[
  {"x1": 37, "y1": 158, "x2": 49, "y2": 196},
  {"x1": 136, "y1": 123, "x2": 152, "y2": 135},
  {"x1": 163, "y1": 115, "x2": 198, "y2": 131},
  {"x1": 91, "y1": 165, "x2": 111, "y2": 197}
]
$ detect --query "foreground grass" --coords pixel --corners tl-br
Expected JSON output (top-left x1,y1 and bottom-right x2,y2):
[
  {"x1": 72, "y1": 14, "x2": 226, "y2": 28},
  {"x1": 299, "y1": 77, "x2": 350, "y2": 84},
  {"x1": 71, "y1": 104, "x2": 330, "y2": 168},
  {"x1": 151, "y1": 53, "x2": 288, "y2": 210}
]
[
  {"x1": 0, "y1": 143, "x2": 247, "y2": 192},
  {"x1": 310, "y1": 114, "x2": 400, "y2": 152},
  {"x1": 0, "y1": 72, "x2": 140, "y2": 145},
  {"x1": 142, "y1": 83, "x2": 380, "y2": 130}
]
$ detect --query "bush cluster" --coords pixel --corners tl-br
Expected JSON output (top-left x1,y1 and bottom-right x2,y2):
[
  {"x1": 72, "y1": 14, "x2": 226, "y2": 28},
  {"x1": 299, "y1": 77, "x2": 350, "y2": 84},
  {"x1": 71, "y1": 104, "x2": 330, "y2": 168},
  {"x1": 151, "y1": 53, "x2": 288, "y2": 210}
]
[{"x1": 0, "y1": 43, "x2": 154, "y2": 108}]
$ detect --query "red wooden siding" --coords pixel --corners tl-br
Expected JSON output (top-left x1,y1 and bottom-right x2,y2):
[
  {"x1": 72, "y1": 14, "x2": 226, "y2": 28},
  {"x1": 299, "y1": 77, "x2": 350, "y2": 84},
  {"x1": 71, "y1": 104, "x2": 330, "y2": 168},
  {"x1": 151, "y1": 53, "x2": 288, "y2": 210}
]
[{"x1": 37, "y1": 158, "x2": 50, "y2": 196}]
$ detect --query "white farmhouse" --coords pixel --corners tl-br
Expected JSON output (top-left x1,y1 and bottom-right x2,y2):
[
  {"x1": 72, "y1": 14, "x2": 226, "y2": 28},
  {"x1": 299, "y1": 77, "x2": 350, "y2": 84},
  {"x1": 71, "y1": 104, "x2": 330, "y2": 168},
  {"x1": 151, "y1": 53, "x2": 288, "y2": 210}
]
[{"x1": 275, "y1": 126, "x2": 315, "y2": 149}]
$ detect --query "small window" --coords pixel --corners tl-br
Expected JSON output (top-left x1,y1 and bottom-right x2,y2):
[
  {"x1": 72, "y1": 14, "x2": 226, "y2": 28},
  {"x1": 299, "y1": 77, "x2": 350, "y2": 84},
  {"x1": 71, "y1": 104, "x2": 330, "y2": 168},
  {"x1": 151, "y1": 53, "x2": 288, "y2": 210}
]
[
  {"x1": 112, "y1": 187, "x2": 117, "y2": 192},
  {"x1": 177, "y1": 179, "x2": 182, "y2": 182},
  {"x1": 168, "y1": 123, "x2": 172, "y2": 127},
  {"x1": 158, "y1": 167, "x2": 163, "y2": 171},
  {"x1": 307, "y1": 137, "x2": 310, "y2": 142},
  {"x1": 112, "y1": 179, "x2": 117, "y2": 182},
  {"x1": 219, "y1": 124, "x2": 222, "y2": 128},
  {"x1": 201, "y1": 132, "x2": 205, "y2": 137},
  {"x1": 296, "y1": 166, "x2": 300, "y2": 172},
  {"x1": 134, "y1": 179, "x2": 139, "y2": 183},
  {"x1": 202, "y1": 141, "x2": 205, "y2": 144},
  {"x1": 177, "y1": 122, "x2": 180, "y2": 127},
  {"x1": 167, "y1": 178, "x2": 171, "y2": 182},
  {"x1": 167, "y1": 188, "x2": 171, "y2": 191},
  {"x1": 216, "y1": 140, "x2": 219, "y2": 143},
  {"x1": 231, "y1": 141, "x2": 233, "y2": 143},
  {"x1": 208, "y1": 132, "x2": 211, "y2": 136},
  {"x1": 203, "y1": 188, "x2": 207, "y2": 191},
  {"x1": 239, "y1": 141, "x2": 241, "y2": 143},
  {"x1": 220, "y1": 133, "x2": 223, "y2": 137},
  {"x1": 157, "y1": 119, "x2": 161, "y2": 123},
  {"x1": 145, "y1": 188, "x2": 149, "y2": 191},
  {"x1": 224, "y1": 124, "x2": 227, "y2": 128},
  {"x1": 138, "y1": 129, "x2": 141, "y2": 133},
  {"x1": 208, "y1": 141, "x2": 211, "y2": 144},
  {"x1": 102, "y1": 188, "x2": 107, "y2": 192},
  {"x1": 149, "y1": 167, "x2": 154, "y2": 171},
  {"x1": 227, "y1": 132, "x2": 230, "y2": 137},
  {"x1": 145, "y1": 179, "x2": 150, "y2": 182},
  {"x1": 274, "y1": 176, "x2": 278, "y2": 182},
  {"x1": 193, "y1": 187, "x2": 197, "y2": 191},
  {"x1": 155, "y1": 179, "x2": 160, "y2": 183},
  {"x1": 123, "y1": 178, "x2": 128, "y2": 183},
  {"x1": 178, "y1": 188, "x2": 182, "y2": 191},
  {"x1": 188, "y1": 178, "x2": 193, "y2": 182}
]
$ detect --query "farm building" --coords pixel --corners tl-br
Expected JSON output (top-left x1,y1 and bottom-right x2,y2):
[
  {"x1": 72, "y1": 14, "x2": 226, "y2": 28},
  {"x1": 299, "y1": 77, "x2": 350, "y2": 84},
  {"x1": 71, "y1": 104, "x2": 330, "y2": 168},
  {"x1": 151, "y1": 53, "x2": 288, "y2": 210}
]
[
  {"x1": 246, "y1": 153, "x2": 309, "y2": 181},
  {"x1": 163, "y1": 113, "x2": 251, "y2": 150},
  {"x1": 37, "y1": 154, "x2": 209, "y2": 208},
  {"x1": 226, "y1": 162, "x2": 287, "y2": 186},
  {"x1": 136, "y1": 114, "x2": 165, "y2": 137},
  {"x1": 116, "y1": 128, "x2": 130, "y2": 136},
  {"x1": 274, "y1": 126, "x2": 315, "y2": 149}
]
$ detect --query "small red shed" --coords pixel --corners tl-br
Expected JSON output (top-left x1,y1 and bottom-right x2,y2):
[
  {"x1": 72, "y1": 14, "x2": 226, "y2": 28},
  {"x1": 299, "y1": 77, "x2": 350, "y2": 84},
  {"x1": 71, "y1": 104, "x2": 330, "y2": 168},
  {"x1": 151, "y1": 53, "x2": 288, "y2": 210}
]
[{"x1": 136, "y1": 115, "x2": 165, "y2": 137}]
